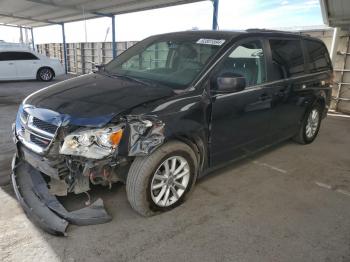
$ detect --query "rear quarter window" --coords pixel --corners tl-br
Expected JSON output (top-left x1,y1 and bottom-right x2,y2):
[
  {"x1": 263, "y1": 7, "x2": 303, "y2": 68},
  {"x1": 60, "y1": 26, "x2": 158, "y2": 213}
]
[
  {"x1": 269, "y1": 39, "x2": 305, "y2": 80},
  {"x1": 304, "y1": 39, "x2": 332, "y2": 73}
]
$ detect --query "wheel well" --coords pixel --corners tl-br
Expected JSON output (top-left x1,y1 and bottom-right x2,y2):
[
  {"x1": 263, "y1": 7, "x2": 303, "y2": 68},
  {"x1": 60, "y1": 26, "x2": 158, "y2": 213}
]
[
  {"x1": 299, "y1": 96, "x2": 326, "y2": 128},
  {"x1": 174, "y1": 135, "x2": 207, "y2": 175},
  {"x1": 315, "y1": 97, "x2": 327, "y2": 118},
  {"x1": 316, "y1": 97, "x2": 325, "y2": 109},
  {"x1": 37, "y1": 66, "x2": 55, "y2": 78}
]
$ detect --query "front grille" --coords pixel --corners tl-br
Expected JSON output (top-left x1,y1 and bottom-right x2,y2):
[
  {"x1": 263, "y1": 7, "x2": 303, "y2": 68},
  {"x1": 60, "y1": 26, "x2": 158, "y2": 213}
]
[
  {"x1": 17, "y1": 109, "x2": 61, "y2": 153},
  {"x1": 30, "y1": 134, "x2": 51, "y2": 148},
  {"x1": 32, "y1": 117, "x2": 58, "y2": 134}
]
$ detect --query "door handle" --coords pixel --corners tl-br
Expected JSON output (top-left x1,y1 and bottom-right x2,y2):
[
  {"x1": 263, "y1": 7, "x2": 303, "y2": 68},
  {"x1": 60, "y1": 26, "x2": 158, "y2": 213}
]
[{"x1": 8, "y1": 62, "x2": 14, "y2": 65}]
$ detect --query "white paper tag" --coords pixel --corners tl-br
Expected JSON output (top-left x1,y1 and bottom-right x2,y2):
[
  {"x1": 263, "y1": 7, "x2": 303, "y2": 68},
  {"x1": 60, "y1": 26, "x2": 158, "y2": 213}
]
[{"x1": 196, "y1": 38, "x2": 226, "y2": 46}]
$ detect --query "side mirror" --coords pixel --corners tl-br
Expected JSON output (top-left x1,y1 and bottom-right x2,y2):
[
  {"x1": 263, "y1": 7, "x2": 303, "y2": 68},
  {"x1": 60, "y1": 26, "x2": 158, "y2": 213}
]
[
  {"x1": 95, "y1": 64, "x2": 105, "y2": 70},
  {"x1": 92, "y1": 62, "x2": 105, "y2": 72},
  {"x1": 215, "y1": 73, "x2": 246, "y2": 93}
]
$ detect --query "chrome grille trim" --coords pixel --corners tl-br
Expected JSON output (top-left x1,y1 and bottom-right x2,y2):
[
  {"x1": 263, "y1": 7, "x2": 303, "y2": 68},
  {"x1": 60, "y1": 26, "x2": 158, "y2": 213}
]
[
  {"x1": 17, "y1": 133, "x2": 46, "y2": 154},
  {"x1": 30, "y1": 134, "x2": 51, "y2": 148},
  {"x1": 32, "y1": 117, "x2": 58, "y2": 134},
  {"x1": 27, "y1": 117, "x2": 55, "y2": 138},
  {"x1": 17, "y1": 109, "x2": 60, "y2": 154}
]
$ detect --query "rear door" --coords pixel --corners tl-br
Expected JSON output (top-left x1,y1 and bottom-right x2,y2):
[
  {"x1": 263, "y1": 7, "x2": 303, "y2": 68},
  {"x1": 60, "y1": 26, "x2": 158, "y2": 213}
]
[
  {"x1": 302, "y1": 39, "x2": 333, "y2": 107},
  {"x1": 210, "y1": 38, "x2": 274, "y2": 166},
  {"x1": 0, "y1": 52, "x2": 17, "y2": 80},
  {"x1": 13, "y1": 51, "x2": 40, "y2": 79},
  {"x1": 265, "y1": 37, "x2": 307, "y2": 138}
]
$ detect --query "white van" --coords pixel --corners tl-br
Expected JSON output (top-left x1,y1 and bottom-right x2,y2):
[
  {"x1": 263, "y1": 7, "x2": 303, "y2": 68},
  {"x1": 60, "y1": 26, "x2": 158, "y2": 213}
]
[{"x1": 0, "y1": 42, "x2": 65, "y2": 81}]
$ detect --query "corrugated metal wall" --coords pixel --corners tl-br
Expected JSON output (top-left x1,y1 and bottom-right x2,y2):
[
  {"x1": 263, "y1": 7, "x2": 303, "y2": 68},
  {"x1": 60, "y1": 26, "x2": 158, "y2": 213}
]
[
  {"x1": 37, "y1": 41, "x2": 137, "y2": 75},
  {"x1": 37, "y1": 31, "x2": 350, "y2": 113}
]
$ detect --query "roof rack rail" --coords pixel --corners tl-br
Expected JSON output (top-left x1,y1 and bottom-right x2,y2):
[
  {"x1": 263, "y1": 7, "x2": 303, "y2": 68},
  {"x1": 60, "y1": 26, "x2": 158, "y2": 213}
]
[{"x1": 246, "y1": 28, "x2": 302, "y2": 34}]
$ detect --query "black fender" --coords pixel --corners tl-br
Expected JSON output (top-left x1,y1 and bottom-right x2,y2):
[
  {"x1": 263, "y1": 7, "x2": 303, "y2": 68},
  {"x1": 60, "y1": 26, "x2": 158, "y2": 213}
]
[{"x1": 117, "y1": 90, "x2": 210, "y2": 176}]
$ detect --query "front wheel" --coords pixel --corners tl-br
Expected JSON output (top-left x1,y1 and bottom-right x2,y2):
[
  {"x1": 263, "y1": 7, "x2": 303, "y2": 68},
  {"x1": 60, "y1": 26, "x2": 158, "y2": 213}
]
[
  {"x1": 126, "y1": 141, "x2": 197, "y2": 217},
  {"x1": 293, "y1": 103, "x2": 322, "y2": 144}
]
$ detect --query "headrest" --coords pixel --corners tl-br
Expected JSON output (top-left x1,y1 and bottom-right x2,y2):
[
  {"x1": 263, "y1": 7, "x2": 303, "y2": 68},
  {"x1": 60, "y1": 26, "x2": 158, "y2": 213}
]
[{"x1": 178, "y1": 44, "x2": 198, "y2": 59}]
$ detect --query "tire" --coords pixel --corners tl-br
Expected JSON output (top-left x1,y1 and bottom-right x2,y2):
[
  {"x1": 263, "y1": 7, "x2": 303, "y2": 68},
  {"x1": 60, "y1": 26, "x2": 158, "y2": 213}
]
[
  {"x1": 37, "y1": 68, "x2": 54, "y2": 82},
  {"x1": 126, "y1": 141, "x2": 198, "y2": 217},
  {"x1": 293, "y1": 103, "x2": 323, "y2": 144}
]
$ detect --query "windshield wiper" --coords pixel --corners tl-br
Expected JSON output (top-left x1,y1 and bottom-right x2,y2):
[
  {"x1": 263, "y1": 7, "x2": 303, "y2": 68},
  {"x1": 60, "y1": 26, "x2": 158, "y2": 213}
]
[{"x1": 111, "y1": 73, "x2": 151, "y2": 86}]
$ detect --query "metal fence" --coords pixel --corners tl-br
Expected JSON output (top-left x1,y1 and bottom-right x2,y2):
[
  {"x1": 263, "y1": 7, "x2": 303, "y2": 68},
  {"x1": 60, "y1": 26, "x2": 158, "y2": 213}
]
[{"x1": 37, "y1": 41, "x2": 137, "y2": 75}]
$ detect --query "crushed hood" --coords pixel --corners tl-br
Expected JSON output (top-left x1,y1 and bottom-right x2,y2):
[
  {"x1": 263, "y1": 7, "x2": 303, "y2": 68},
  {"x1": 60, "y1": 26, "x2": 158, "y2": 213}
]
[{"x1": 23, "y1": 73, "x2": 174, "y2": 126}]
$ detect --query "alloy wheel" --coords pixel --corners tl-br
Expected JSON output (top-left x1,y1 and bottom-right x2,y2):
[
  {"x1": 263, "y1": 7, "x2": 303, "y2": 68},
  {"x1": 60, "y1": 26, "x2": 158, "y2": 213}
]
[
  {"x1": 150, "y1": 156, "x2": 190, "y2": 207},
  {"x1": 305, "y1": 109, "x2": 320, "y2": 139},
  {"x1": 40, "y1": 69, "x2": 52, "y2": 81}
]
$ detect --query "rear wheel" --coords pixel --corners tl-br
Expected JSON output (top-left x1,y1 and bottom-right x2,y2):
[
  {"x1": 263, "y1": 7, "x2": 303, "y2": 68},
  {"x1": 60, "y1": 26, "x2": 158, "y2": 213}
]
[
  {"x1": 293, "y1": 103, "x2": 322, "y2": 144},
  {"x1": 37, "y1": 68, "x2": 54, "y2": 82},
  {"x1": 126, "y1": 141, "x2": 197, "y2": 216}
]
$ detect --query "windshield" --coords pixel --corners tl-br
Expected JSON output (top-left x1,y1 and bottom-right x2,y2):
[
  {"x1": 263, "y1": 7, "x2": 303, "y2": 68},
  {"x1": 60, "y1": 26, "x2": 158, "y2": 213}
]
[{"x1": 103, "y1": 34, "x2": 227, "y2": 89}]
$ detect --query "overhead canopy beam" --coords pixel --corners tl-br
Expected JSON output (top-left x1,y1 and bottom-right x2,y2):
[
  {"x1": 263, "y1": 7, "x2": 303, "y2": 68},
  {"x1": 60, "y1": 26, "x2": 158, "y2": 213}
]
[
  {"x1": 0, "y1": 12, "x2": 58, "y2": 25},
  {"x1": 25, "y1": 0, "x2": 113, "y2": 17},
  {"x1": 0, "y1": 23, "x2": 31, "y2": 29},
  {"x1": 0, "y1": 0, "x2": 205, "y2": 28},
  {"x1": 319, "y1": 0, "x2": 350, "y2": 28},
  {"x1": 328, "y1": 19, "x2": 350, "y2": 25}
]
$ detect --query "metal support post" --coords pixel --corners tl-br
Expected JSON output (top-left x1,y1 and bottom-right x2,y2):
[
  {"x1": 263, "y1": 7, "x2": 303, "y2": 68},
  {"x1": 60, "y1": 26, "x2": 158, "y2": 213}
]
[
  {"x1": 212, "y1": 0, "x2": 219, "y2": 30},
  {"x1": 61, "y1": 23, "x2": 68, "y2": 74},
  {"x1": 330, "y1": 27, "x2": 340, "y2": 62},
  {"x1": 111, "y1": 15, "x2": 117, "y2": 59},
  {"x1": 30, "y1": 28, "x2": 35, "y2": 51}
]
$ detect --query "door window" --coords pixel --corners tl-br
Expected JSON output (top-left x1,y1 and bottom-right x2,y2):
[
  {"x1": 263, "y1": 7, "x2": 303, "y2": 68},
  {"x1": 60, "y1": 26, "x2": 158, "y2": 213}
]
[
  {"x1": 218, "y1": 40, "x2": 266, "y2": 87},
  {"x1": 0, "y1": 51, "x2": 38, "y2": 61},
  {"x1": 304, "y1": 39, "x2": 332, "y2": 73},
  {"x1": 269, "y1": 39, "x2": 305, "y2": 80}
]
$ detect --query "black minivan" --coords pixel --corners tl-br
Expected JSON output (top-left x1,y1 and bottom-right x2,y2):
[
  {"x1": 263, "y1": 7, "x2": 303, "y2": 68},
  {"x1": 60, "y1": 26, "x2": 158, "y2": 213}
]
[{"x1": 12, "y1": 30, "x2": 332, "y2": 235}]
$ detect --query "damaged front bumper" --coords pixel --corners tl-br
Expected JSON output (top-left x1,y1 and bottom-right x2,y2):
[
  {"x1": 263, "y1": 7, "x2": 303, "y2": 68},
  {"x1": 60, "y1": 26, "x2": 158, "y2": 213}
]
[
  {"x1": 11, "y1": 155, "x2": 111, "y2": 236},
  {"x1": 11, "y1": 106, "x2": 166, "y2": 236}
]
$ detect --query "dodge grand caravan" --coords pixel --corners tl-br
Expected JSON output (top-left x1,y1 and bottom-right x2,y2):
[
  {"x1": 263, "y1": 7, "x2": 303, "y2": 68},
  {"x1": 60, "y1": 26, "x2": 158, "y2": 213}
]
[{"x1": 11, "y1": 30, "x2": 332, "y2": 235}]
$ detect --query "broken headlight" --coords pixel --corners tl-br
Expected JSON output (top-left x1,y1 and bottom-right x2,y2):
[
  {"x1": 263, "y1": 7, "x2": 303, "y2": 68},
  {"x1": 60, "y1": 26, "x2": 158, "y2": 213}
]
[{"x1": 59, "y1": 126, "x2": 123, "y2": 159}]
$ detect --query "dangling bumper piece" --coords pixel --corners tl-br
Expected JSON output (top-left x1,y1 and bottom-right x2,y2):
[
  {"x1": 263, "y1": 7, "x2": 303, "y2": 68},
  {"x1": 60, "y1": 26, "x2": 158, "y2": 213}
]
[{"x1": 11, "y1": 157, "x2": 112, "y2": 236}]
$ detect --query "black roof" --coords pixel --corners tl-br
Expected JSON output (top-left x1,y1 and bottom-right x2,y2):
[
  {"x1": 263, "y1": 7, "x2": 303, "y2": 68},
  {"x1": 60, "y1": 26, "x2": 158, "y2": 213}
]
[
  {"x1": 154, "y1": 29, "x2": 316, "y2": 41},
  {"x1": 154, "y1": 30, "x2": 243, "y2": 40}
]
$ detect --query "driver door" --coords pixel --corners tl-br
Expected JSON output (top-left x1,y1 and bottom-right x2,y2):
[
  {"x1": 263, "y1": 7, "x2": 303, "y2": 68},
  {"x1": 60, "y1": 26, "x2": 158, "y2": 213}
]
[{"x1": 209, "y1": 38, "x2": 274, "y2": 166}]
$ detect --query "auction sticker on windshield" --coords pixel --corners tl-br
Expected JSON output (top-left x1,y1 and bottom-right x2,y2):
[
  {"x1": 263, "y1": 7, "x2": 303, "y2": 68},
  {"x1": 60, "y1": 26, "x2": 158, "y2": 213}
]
[{"x1": 196, "y1": 39, "x2": 226, "y2": 46}]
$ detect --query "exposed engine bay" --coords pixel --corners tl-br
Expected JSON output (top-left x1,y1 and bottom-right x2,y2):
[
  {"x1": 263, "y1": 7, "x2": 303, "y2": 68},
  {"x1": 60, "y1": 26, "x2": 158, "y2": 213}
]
[{"x1": 12, "y1": 104, "x2": 166, "y2": 235}]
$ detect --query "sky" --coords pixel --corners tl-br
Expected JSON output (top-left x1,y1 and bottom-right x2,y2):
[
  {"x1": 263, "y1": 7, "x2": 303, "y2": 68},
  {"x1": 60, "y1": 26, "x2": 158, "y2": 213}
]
[{"x1": 0, "y1": 0, "x2": 325, "y2": 44}]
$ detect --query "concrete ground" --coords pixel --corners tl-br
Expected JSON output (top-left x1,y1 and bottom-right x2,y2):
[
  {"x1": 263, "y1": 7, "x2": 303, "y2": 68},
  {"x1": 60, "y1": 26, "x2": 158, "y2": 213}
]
[{"x1": 0, "y1": 77, "x2": 350, "y2": 262}]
